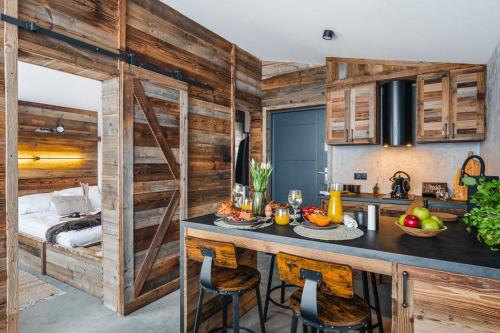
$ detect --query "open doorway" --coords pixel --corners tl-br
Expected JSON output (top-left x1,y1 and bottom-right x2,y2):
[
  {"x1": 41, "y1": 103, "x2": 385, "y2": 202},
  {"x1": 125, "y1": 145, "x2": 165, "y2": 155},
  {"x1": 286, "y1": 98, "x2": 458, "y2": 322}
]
[{"x1": 17, "y1": 62, "x2": 105, "y2": 329}]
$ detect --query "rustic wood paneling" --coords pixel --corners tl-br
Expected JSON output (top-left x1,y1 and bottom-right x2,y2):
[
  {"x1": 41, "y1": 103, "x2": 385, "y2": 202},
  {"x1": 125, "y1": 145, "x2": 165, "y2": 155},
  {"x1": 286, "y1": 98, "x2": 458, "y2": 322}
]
[{"x1": 17, "y1": 101, "x2": 99, "y2": 195}]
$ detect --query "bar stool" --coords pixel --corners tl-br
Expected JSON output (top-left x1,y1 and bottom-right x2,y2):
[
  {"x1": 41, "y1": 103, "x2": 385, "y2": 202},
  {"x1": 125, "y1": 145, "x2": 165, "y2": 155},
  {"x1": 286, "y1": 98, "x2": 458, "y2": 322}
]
[
  {"x1": 186, "y1": 236, "x2": 266, "y2": 333},
  {"x1": 276, "y1": 252, "x2": 371, "y2": 332},
  {"x1": 263, "y1": 253, "x2": 296, "y2": 321}
]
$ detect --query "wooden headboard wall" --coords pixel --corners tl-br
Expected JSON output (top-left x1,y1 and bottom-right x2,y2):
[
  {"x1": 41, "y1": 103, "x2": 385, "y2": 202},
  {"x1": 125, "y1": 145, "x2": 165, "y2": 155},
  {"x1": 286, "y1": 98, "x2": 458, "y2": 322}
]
[{"x1": 18, "y1": 101, "x2": 99, "y2": 196}]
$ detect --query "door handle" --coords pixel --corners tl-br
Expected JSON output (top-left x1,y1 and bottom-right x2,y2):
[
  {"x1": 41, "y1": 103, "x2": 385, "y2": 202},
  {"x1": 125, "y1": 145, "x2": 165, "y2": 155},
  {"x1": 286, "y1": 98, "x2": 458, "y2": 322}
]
[{"x1": 402, "y1": 271, "x2": 409, "y2": 308}]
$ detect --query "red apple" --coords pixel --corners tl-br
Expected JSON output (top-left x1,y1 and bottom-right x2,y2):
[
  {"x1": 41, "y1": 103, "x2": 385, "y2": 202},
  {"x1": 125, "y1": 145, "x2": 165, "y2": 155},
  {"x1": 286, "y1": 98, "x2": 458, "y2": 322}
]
[{"x1": 404, "y1": 215, "x2": 421, "y2": 228}]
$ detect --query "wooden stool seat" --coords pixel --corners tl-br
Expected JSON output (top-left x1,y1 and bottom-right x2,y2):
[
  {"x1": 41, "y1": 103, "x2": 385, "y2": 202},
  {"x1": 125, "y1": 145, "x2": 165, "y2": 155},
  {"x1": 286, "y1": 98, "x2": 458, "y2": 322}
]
[
  {"x1": 290, "y1": 289, "x2": 371, "y2": 328},
  {"x1": 211, "y1": 265, "x2": 261, "y2": 292}
]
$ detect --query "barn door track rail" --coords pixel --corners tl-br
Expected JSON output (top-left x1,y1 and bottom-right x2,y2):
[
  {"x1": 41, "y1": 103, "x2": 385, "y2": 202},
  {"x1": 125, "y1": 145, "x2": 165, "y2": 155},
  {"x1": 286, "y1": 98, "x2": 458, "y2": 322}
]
[{"x1": 0, "y1": 13, "x2": 212, "y2": 90}]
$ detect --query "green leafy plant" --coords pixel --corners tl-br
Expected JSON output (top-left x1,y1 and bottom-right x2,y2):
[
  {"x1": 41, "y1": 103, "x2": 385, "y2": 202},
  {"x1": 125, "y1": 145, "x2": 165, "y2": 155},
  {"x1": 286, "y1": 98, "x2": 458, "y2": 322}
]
[{"x1": 462, "y1": 177, "x2": 500, "y2": 251}]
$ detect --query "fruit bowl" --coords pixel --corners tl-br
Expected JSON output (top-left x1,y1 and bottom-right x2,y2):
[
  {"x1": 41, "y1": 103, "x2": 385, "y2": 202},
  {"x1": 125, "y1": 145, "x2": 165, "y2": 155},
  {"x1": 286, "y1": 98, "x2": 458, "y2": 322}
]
[{"x1": 394, "y1": 221, "x2": 447, "y2": 238}]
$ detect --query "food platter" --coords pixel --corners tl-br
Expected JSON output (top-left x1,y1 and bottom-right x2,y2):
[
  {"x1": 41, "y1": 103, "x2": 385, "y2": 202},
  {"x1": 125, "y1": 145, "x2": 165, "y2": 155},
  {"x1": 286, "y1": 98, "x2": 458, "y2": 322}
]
[{"x1": 222, "y1": 216, "x2": 261, "y2": 226}]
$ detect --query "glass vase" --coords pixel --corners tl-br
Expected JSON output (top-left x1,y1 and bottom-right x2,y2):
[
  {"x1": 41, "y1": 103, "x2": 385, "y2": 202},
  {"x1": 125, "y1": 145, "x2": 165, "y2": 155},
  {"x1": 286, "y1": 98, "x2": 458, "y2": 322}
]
[{"x1": 252, "y1": 191, "x2": 265, "y2": 216}]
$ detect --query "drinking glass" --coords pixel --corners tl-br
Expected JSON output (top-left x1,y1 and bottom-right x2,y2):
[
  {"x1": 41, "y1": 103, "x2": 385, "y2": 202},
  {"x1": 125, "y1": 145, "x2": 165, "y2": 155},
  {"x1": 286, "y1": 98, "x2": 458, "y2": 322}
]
[
  {"x1": 232, "y1": 183, "x2": 244, "y2": 208},
  {"x1": 274, "y1": 207, "x2": 290, "y2": 225},
  {"x1": 288, "y1": 189, "x2": 303, "y2": 226},
  {"x1": 241, "y1": 198, "x2": 252, "y2": 212}
]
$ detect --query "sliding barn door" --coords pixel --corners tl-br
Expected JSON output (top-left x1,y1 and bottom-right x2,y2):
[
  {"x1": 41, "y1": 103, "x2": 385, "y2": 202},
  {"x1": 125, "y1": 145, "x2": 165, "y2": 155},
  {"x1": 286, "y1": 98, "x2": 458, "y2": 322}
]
[{"x1": 127, "y1": 68, "x2": 187, "y2": 312}]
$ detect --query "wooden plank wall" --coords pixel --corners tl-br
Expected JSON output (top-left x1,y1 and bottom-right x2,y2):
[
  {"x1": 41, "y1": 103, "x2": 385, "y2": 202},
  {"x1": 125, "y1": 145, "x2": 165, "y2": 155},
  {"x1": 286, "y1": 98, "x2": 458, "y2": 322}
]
[
  {"x1": 235, "y1": 47, "x2": 263, "y2": 163},
  {"x1": 18, "y1": 101, "x2": 99, "y2": 195},
  {"x1": 262, "y1": 64, "x2": 326, "y2": 111},
  {"x1": 0, "y1": 7, "x2": 8, "y2": 328}
]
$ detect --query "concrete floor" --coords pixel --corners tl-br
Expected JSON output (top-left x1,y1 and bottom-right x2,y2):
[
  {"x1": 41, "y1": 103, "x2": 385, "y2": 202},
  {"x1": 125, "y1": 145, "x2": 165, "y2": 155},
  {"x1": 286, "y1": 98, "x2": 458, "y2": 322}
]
[{"x1": 20, "y1": 254, "x2": 391, "y2": 333}]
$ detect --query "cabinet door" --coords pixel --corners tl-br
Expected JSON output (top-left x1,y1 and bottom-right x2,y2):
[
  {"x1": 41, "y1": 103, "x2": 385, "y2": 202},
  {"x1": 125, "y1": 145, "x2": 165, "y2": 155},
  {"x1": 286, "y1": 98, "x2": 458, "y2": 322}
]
[
  {"x1": 395, "y1": 265, "x2": 500, "y2": 333},
  {"x1": 449, "y1": 68, "x2": 486, "y2": 141},
  {"x1": 350, "y1": 83, "x2": 378, "y2": 144},
  {"x1": 326, "y1": 88, "x2": 350, "y2": 144},
  {"x1": 416, "y1": 73, "x2": 450, "y2": 143}
]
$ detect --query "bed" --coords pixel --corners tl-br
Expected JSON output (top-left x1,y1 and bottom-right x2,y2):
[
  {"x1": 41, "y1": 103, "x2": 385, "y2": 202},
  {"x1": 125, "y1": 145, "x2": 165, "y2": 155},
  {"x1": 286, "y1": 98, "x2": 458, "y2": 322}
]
[{"x1": 18, "y1": 186, "x2": 104, "y2": 298}]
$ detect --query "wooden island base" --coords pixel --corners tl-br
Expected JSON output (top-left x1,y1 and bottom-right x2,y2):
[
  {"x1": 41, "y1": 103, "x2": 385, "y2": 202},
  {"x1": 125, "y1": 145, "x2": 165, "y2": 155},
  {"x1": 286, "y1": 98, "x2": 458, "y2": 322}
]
[{"x1": 181, "y1": 216, "x2": 500, "y2": 333}]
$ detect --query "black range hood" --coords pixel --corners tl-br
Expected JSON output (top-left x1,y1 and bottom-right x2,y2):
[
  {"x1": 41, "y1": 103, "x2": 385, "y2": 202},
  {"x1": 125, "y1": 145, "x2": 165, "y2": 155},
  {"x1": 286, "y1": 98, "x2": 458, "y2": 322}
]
[{"x1": 381, "y1": 80, "x2": 416, "y2": 147}]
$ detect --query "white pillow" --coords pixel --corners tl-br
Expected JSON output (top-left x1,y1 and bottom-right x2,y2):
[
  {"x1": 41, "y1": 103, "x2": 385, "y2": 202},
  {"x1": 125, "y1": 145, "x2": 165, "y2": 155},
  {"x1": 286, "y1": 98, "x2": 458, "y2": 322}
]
[
  {"x1": 55, "y1": 186, "x2": 83, "y2": 196},
  {"x1": 51, "y1": 196, "x2": 88, "y2": 216},
  {"x1": 18, "y1": 192, "x2": 56, "y2": 215},
  {"x1": 88, "y1": 186, "x2": 101, "y2": 211}
]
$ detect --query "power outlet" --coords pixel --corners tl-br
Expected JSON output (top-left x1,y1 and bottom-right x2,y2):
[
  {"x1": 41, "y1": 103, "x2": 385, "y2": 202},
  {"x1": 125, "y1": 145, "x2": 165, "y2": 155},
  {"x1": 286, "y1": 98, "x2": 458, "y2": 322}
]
[{"x1": 354, "y1": 173, "x2": 367, "y2": 180}]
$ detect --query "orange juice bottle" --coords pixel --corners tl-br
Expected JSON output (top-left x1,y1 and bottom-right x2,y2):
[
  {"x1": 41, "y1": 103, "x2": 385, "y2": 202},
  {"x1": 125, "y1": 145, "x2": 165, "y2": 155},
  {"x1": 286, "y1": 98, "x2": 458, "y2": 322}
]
[{"x1": 328, "y1": 183, "x2": 344, "y2": 223}]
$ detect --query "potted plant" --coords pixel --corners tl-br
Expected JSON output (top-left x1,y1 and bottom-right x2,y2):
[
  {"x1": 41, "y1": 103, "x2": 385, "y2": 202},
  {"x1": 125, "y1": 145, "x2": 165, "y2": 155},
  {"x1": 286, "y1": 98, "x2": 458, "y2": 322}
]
[
  {"x1": 249, "y1": 159, "x2": 272, "y2": 216},
  {"x1": 462, "y1": 177, "x2": 500, "y2": 251}
]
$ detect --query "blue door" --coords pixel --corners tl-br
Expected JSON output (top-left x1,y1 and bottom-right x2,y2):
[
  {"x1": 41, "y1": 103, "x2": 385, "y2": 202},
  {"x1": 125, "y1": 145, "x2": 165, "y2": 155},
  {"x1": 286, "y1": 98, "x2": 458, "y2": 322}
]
[{"x1": 270, "y1": 107, "x2": 327, "y2": 207}]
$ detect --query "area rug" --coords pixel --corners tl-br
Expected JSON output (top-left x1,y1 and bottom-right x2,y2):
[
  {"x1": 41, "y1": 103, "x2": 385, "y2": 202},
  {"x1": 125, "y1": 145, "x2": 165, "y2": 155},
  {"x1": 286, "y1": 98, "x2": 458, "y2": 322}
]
[{"x1": 20, "y1": 270, "x2": 65, "y2": 310}]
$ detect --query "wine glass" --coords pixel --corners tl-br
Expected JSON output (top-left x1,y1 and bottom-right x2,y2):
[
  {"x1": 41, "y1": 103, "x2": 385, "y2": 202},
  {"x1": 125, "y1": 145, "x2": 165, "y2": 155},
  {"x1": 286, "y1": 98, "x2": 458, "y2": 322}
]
[{"x1": 288, "y1": 190, "x2": 303, "y2": 226}]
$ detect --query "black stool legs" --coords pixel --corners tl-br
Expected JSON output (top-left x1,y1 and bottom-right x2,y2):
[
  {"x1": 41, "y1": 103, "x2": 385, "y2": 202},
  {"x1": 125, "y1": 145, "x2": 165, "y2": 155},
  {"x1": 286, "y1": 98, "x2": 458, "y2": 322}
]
[
  {"x1": 264, "y1": 253, "x2": 292, "y2": 322},
  {"x1": 361, "y1": 271, "x2": 384, "y2": 333}
]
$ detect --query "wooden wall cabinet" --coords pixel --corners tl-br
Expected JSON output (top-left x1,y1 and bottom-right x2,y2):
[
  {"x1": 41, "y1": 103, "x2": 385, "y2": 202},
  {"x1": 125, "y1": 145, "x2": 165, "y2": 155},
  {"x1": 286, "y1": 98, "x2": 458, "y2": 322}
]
[
  {"x1": 395, "y1": 265, "x2": 500, "y2": 333},
  {"x1": 326, "y1": 83, "x2": 378, "y2": 145},
  {"x1": 417, "y1": 67, "x2": 485, "y2": 143}
]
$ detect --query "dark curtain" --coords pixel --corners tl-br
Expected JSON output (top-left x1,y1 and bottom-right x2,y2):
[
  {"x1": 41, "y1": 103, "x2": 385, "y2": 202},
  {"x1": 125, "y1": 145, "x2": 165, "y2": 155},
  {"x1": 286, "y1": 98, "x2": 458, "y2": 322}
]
[{"x1": 235, "y1": 136, "x2": 249, "y2": 186}]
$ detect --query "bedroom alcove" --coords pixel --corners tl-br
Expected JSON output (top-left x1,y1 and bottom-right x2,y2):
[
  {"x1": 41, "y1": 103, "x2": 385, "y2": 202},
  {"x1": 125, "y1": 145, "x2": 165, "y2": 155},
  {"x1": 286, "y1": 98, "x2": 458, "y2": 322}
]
[{"x1": 16, "y1": 61, "x2": 105, "y2": 322}]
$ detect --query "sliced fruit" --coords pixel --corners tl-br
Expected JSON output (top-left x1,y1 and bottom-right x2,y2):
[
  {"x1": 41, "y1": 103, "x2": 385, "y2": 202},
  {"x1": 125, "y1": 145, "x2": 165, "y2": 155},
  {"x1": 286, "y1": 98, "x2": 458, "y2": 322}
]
[{"x1": 309, "y1": 214, "x2": 331, "y2": 227}]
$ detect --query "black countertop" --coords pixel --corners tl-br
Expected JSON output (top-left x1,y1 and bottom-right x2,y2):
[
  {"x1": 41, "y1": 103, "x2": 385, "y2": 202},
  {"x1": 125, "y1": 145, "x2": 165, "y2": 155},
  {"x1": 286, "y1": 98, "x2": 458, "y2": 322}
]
[{"x1": 182, "y1": 214, "x2": 499, "y2": 280}]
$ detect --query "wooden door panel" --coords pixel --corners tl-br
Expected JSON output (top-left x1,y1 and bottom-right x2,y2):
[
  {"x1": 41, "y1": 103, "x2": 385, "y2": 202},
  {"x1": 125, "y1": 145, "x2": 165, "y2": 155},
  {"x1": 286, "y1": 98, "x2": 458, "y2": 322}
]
[
  {"x1": 396, "y1": 265, "x2": 500, "y2": 333},
  {"x1": 326, "y1": 88, "x2": 349, "y2": 144},
  {"x1": 450, "y1": 68, "x2": 486, "y2": 141},
  {"x1": 416, "y1": 73, "x2": 449, "y2": 142},
  {"x1": 350, "y1": 83, "x2": 377, "y2": 144}
]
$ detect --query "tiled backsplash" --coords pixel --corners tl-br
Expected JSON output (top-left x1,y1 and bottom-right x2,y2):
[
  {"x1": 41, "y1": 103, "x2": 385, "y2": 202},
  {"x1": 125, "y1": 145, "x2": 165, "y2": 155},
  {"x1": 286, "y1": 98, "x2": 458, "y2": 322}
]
[{"x1": 329, "y1": 142, "x2": 481, "y2": 195}]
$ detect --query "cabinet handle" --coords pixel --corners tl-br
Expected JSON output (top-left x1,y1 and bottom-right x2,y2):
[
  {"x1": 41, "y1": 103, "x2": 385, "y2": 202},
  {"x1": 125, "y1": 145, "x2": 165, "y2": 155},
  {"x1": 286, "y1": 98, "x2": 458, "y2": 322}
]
[
  {"x1": 345, "y1": 129, "x2": 348, "y2": 143},
  {"x1": 402, "y1": 271, "x2": 409, "y2": 308},
  {"x1": 443, "y1": 123, "x2": 448, "y2": 138},
  {"x1": 351, "y1": 129, "x2": 354, "y2": 142},
  {"x1": 451, "y1": 123, "x2": 455, "y2": 138}
]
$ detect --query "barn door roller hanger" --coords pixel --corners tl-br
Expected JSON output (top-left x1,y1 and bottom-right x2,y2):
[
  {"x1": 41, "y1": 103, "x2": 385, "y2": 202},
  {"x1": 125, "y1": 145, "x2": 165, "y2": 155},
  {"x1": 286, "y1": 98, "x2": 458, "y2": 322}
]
[{"x1": 0, "y1": 13, "x2": 212, "y2": 90}]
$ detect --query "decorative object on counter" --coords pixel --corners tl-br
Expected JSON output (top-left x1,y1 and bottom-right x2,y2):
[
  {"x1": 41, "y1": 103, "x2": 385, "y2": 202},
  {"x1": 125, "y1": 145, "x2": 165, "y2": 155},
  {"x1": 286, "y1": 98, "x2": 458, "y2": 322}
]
[
  {"x1": 435, "y1": 188, "x2": 451, "y2": 201},
  {"x1": 249, "y1": 159, "x2": 273, "y2": 216},
  {"x1": 459, "y1": 155, "x2": 498, "y2": 204},
  {"x1": 452, "y1": 151, "x2": 481, "y2": 201},
  {"x1": 288, "y1": 189, "x2": 303, "y2": 226},
  {"x1": 293, "y1": 224, "x2": 364, "y2": 241},
  {"x1": 389, "y1": 171, "x2": 411, "y2": 199},
  {"x1": 355, "y1": 211, "x2": 368, "y2": 228},
  {"x1": 422, "y1": 182, "x2": 448, "y2": 198},
  {"x1": 343, "y1": 214, "x2": 358, "y2": 228},
  {"x1": 462, "y1": 178, "x2": 500, "y2": 251},
  {"x1": 328, "y1": 183, "x2": 344, "y2": 223},
  {"x1": 215, "y1": 216, "x2": 274, "y2": 230},
  {"x1": 367, "y1": 205, "x2": 378, "y2": 231},
  {"x1": 372, "y1": 183, "x2": 380, "y2": 195},
  {"x1": 274, "y1": 207, "x2": 290, "y2": 225}
]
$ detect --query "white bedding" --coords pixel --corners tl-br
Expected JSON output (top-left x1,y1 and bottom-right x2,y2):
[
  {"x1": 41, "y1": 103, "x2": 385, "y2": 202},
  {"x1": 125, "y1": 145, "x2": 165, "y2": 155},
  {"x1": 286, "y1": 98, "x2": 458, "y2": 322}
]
[{"x1": 19, "y1": 212, "x2": 101, "y2": 248}]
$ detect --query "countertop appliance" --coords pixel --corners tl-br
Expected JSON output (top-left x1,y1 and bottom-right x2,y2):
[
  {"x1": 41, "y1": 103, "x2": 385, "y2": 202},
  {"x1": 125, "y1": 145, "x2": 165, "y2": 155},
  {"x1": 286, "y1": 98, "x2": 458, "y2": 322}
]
[{"x1": 389, "y1": 171, "x2": 411, "y2": 199}]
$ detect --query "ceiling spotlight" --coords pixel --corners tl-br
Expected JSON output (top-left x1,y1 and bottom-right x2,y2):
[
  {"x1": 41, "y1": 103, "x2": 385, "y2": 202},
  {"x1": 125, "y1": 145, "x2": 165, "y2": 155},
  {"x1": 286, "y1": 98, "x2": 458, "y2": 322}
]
[{"x1": 322, "y1": 29, "x2": 334, "y2": 40}]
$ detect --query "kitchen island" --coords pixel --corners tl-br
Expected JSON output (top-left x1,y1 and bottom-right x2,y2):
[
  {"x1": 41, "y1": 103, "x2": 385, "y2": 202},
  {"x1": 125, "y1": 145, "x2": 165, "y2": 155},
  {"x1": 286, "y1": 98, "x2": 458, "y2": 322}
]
[{"x1": 180, "y1": 215, "x2": 500, "y2": 333}]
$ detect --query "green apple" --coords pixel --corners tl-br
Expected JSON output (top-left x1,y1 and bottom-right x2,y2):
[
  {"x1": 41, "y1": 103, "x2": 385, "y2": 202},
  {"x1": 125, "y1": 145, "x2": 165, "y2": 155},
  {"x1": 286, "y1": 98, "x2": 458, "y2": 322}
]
[
  {"x1": 430, "y1": 215, "x2": 443, "y2": 228},
  {"x1": 399, "y1": 214, "x2": 407, "y2": 226},
  {"x1": 412, "y1": 207, "x2": 430, "y2": 221},
  {"x1": 421, "y1": 219, "x2": 440, "y2": 231}
]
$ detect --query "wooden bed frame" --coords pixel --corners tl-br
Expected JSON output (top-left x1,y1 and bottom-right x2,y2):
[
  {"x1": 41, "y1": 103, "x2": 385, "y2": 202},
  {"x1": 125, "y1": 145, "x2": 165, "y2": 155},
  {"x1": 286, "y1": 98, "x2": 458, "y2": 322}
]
[{"x1": 18, "y1": 233, "x2": 103, "y2": 298}]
